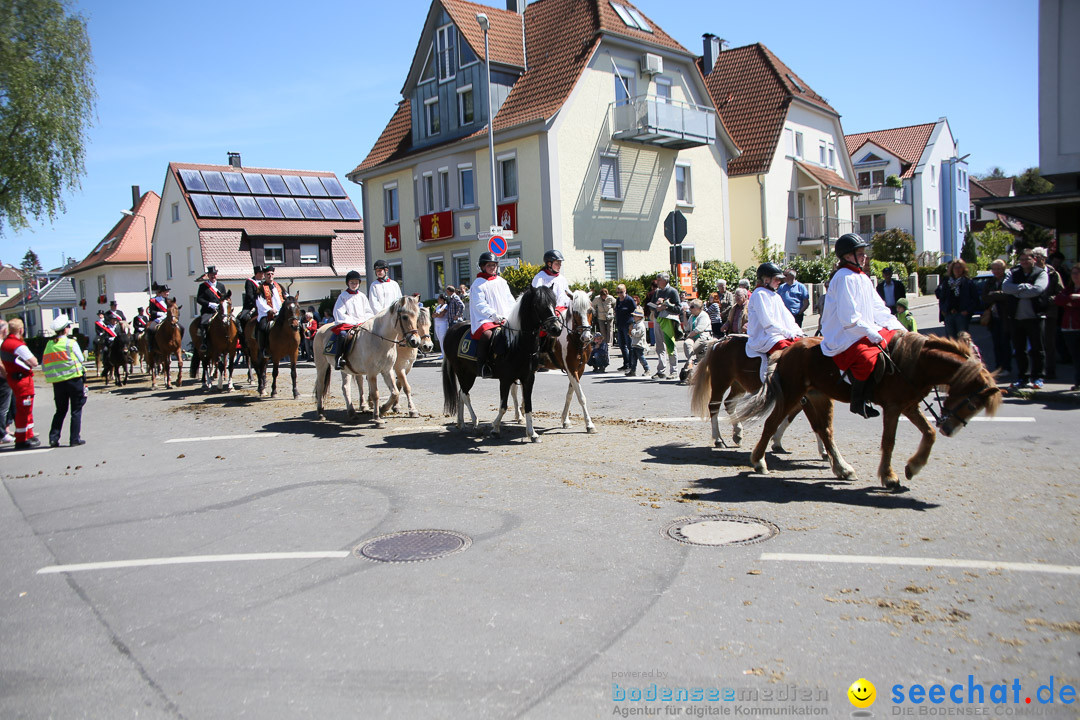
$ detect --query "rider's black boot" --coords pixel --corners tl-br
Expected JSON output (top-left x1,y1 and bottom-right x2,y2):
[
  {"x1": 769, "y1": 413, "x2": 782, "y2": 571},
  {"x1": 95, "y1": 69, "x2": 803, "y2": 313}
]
[{"x1": 849, "y1": 377, "x2": 880, "y2": 418}]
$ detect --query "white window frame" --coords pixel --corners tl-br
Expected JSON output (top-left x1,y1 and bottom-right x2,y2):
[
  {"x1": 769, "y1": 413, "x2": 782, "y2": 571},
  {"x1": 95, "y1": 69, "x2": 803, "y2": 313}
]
[
  {"x1": 187, "y1": 246, "x2": 195, "y2": 275},
  {"x1": 386, "y1": 260, "x2": 404, "y2": 285},
  {"x1": 419, "y1": 45, "x2": 436, "y2": 84},
  {"x1": 458, "y1": 164, "x2": 475, "y2": 208},
  {"x1": 264, "y1": 243, "x2": 284, "y2": 265},
  {"x1": 438, "y1": 168, "x2": 451, "y2": 211},
  {"x1": 97, "y1": 274, "x2": 107, "y2": 296},
  {"x1": 602, "y1": 241, "x2": 623, "y2": 282},
  {"x1": 422, "y1": 172, "x2": 435, "y2": 214},
  {"x1": 614, "y1": 64, "x2": 635, "y2": 107},
  {"x1": 504, "y1": 242, "x2": 522, "y2": 262},
  {"x1": 599, "y1": 152, "x2": 621, "y2": 201},
  {"x1": 79, "y1": 279, "x2": 86, "y2": 301},
  {"x1": 436, "y1": 24, "x2": 456, "y2": 83},
  {"x1": 427, "y1": 254, "x2": 445, "y2": 299},
  {"x1": 457, "y1": 84, "x2": 474, "y2": 126},
  {"x1": 452, "y1": 251, "x2": 471, "y2": 286},
  {"x1": 497, "y1": 153, "x2": 517, "y2": 203},
  {"x1": 300, "y1": 243, "x2": 319, "y2": 264},
  {"x1": 930, "y1": 164, "x2": 937, "y2": 187},
  {"x1": 794, "y1": 131, "x2": 804, "y2": 159},
  {"x1": 828, "y1": 144, "x2": 836, "y2": 168},
  {"x1": 424, "y1": 96, "x2": 440, "y2": 136},
  {"x1": 819, "y1": 141, "x2": 827, "y2": 166},
  {"x1": 675, "y1": 162, "x2": 693, "y2": 206},
  {"x1": 655, "y1": 77, "x2": 672, "y2": 103},
  {"x1": 383, "y1": 183, "x2": 399, "y2": 224},
  {"x1": 785, "y1": 128, "x2": 794, "y2": 157},
  {"x1": 171, "y1": 202, "x2": 180, "y2": 223}
]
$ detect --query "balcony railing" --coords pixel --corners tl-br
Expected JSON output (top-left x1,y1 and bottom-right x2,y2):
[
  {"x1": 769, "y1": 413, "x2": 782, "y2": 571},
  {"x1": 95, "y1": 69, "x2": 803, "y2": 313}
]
[
  {"x1": 796, "y1": 216, "x2": 857, "y2": 241},
  {"x1": 610, "y1": 95, "x2": 716, "y2": 150},
  {"x1": 856, "y1": 186, "x2": 909, "y2": 205}
]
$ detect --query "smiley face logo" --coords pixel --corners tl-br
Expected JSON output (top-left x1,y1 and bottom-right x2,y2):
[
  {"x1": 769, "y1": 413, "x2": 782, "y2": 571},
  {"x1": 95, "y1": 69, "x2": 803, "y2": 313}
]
[{"x1": 848, "y1": 678, "x2": 876, "y2": 708}]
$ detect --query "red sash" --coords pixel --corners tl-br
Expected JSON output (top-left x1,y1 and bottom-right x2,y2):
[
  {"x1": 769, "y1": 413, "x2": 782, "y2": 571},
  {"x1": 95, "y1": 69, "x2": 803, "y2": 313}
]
[
  {"x1": 204, "y1": 282, "x2": 221, "y2": 299},
  {"x1": 150, "y1": 298, "x2": 167, "y2": 313},
  {"x1": 96, "y1": 322, "x2": 116, "y2": 337}
]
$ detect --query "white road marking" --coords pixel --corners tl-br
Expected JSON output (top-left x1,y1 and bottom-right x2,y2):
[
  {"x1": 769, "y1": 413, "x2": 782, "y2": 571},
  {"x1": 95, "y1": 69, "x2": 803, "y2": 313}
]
[
  {"x1": 760, "y1": 552, "x2": 1080, "y2": 576},
  {"x1": 644, "y1": 417, "x2": 704, "y2": 423},
  {"x1": 37, "y1": 551, "x2": 352, "y2": 575},
  {"x1": 165, "y1": 433, "x2": 281, "y2": 444},
  {"x1": 901, "y1": 416, "x2": 1034, "y2": 423}
]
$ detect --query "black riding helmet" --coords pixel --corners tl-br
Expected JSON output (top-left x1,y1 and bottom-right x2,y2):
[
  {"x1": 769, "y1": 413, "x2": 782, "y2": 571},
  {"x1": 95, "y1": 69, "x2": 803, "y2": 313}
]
[
  {"x1": 345, "y1": 270, "x2": 362, "y2": 284},
  {"x1": 478, "y1": 251, "x2": 498, "y2": 269},
  {"x1": 756, "y1": 262, "x2": 784, "y2": 281},
  {"x1": 834, "y1": 233, "x2": 869, "y2": 259},
  {"x1": 373, "y1": 259, "x2": 389, "y2": 271},
  {"x1": 543, "y1": 249, "x2": 564, "y2": 265}
]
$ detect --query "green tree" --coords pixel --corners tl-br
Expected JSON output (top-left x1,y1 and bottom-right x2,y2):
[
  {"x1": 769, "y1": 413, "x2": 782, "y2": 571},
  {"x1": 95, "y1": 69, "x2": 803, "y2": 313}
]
[
  {"x1": 0, "y1": 0, "x2": 96, "y2": 235},
  {"x1": 695, "y1": 259, "x2": 741, "y2": 296},
  {"x1": 751, "y1": 237, "x2": 784, "y2": 264},
  {"x1": 960, "y1": 232, "x2": 978, "y2": 264},
  {"x1": 978, "y1": 167, "x2": 1008, "y2": 180},
  {"x1": 971, "y1": 220, "x2": 1013, "y2": 266},
  {"x1": 1013, "y1": 167, "x2": 1053, "y2": 196},
  {"x1": 870, "y1": 228, "x2": 916, "y2": 271}
]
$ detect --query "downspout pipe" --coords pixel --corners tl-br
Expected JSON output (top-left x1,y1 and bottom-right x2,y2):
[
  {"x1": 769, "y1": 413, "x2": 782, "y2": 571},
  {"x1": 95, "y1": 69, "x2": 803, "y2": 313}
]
[{"x1": 757, "y1": 174, "x2": 768, "y2": 241}]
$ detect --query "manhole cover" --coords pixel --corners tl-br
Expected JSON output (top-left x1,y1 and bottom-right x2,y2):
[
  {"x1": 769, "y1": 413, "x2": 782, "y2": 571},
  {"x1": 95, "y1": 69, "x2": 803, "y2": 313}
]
[
  {"x1": 662, "y1": 515, "x2": 778, "y2": 547},
  {"x1": 355, "y1": 530, "x2": 472, "y2": 563}
]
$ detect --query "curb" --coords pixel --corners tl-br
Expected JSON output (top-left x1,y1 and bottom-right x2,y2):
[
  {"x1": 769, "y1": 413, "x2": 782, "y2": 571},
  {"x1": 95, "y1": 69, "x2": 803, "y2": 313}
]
[{"x1": 1000, "y1": 386, "x2": 1080, "y2": 406}]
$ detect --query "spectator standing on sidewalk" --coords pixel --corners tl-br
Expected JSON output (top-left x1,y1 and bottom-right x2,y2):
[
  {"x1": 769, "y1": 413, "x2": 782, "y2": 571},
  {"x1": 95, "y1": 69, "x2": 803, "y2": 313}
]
[
  {"x1": 722, "y1": 288, "x2": 749, "y2": 334},
  {"x1": 895, "y1": 297, "x2": 918, "y2": 332},
  {"x1": 981, "y1": 259, "x2": 1013, "y2": 374},
  {"x1": 625, "y1": 308, "x2": 650, "y2": 377},
  {"x1": 706, "y1": 292, "x2": 725, "y2": 337},
  {"x1": 649, "y1": 272, "x2": 681, "y2": 379},
  {"x1": 777, "y1": 268, "x2": 810, "y2": 326},
  {"x1": 1032, "y1": 247, "x2": 1063, "y2": 379},
  {"x1": 591, "y1": 287, "x2": 616, "y2": 345},
  {"x1": 0, "y1": 319, "x2": 13, "y2": 443},
  {"x1": 875, "y1": 267, "x2": 907, "y2": 316},
  {"x1": 0, "y1": 319, "x2": 39, "y2": 449},
  {"x1": 1054, "y1": 263, "x2": 1080, "y2": 391},
  {"x1": 613, "y1": 284, "x2": 636, "y2": 371},
  {"x1": 936, "y1": 259, "x2": 981, "y2": 338},
  {"x1": 1002, "y1": 249, "x2": 1049, "y2": 389}
]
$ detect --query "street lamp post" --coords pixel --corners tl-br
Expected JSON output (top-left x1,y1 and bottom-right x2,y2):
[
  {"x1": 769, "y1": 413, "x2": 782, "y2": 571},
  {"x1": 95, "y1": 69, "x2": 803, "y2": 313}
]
[
  {"x1": 120, "y1": 209, "x2": 151, "y2": 300},
  {"x1": 476, "y1": 13, "x2": 498, "y2": 229}
]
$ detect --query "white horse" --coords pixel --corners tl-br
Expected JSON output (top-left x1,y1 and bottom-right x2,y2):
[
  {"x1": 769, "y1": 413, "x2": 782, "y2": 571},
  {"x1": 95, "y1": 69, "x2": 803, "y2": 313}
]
[
  {"x1": 313, "y1": 296, "x2": 422, "y2": 426},
  {"x1": 371, "y1": 305, "x2": 434, "y2": 417}
]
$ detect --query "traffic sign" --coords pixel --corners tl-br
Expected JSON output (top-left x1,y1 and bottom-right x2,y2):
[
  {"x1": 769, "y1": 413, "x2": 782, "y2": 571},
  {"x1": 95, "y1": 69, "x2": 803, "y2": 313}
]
[
  {"x1": 488, "y1": 235, "x2": 508, "y2": 257},
  {"x1": 477, "y1": 225, "x2": 514, "y2": 242},
  {"x1": 664, "y1": 210, "x2": 687, "y2": 245}
]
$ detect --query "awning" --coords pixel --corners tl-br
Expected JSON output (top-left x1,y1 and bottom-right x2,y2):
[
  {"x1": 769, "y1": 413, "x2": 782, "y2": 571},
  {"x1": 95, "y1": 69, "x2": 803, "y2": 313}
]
[
  {"x1": 974, "y1": 190, "x2": 1080, "y2": 229},
  {"x1": 793, "y1": 161, "x2": 860, "y2": 195}
]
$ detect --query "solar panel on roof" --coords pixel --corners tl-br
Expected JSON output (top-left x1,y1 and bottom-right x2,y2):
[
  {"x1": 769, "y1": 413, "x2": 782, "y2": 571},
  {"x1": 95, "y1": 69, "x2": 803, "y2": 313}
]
[
  {"x1": 223, "y1": 172, "x2": 249, "y2": 193},
  {"x1": 190, "y1": 194, "x2": 220, "y2": 217},
  {"x1": 283, "y1": 175, "x2": 309, "y2": 195},
  {"x1": 320, "y1": 176, "x2": 347, "y2": 197},
  {"x1": 276, "y1": 197, "x2": 304, "y2": 219},
  {"x1": 334, "y1": 199, "x2": 360, "y2": 220},
  {"x1": 243, "y1": 173, "x2": 270, "y2": 195},
  {"x1": 235, "y1": 196, "x2": 264, "y2": 218},
  {"x1": 626, "y1": 7, "x2": 652, "y2": 32},
  {"x1": 303, "y1": 176, "x2": 329, "y2": 196},
  {"x1": 315, "y1": 199, "x2": 341, "y2": 219},
  {"x1": 213, "y1": 194, "x2": 243, "y2": 218},
  {"x1": 179, "y1": 169, "x2": 208, "y2": 192},
  {"x1": 296, "y1": 198, "x2": 324, "y2": 219},
  {"x1": 264, "y1": 174, "x2": 289, "y2": 194},
  {"x1": 203, "y1": 171, "x2": 229, "y2": 193},
  {"x1": 256, "y1": 196, "x2": 284, "y2": 218}
]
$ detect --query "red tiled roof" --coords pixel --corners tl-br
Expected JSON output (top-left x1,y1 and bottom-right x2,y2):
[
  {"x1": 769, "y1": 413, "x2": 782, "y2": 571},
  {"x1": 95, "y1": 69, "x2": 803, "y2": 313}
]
[
  {"x1": 977, "y1": 177, "x2": 1014, "y2": 197},
  {"x1": 444, "y1": 0, "x2": 525, "y2": 68},
  {"x1": 701, "y1": 43, "x2": 837, "y2": 177},
  {"x1": 0, "y1": 265, "x2": 22, "y2": 282},
  {"x1": 844, "y1": 122, "x2": 936, "y2": 179},
  {"x1": 198, "y1": 231, "x2": 366, "y2": 282},
  {"x1": 794, "y1": 161, "x2": 858, "y2": 194},
  {"x1": 354, "y1": 0, "x2": 689, "y2": 176},
  {"x1": 0, "y1": 289, "x2": 26, "y2": 311},
  {"x1": 64, "y1": 191, "x2": 160, "y2": 276}
]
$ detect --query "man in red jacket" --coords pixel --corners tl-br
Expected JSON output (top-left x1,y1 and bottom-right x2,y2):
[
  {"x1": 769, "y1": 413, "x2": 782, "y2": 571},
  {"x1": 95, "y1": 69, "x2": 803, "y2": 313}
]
[{"x1": 0, "y1": 319, "x2": 40, "y2": 449}]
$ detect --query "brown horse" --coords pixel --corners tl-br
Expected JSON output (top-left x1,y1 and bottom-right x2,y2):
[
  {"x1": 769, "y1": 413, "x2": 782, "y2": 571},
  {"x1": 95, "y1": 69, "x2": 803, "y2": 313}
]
[
  {"x1": 243, "y1": 293, "x2": 301, "y2": 398},
  {"x1": 142, "y1": 299, "x2": 184, "y2": 389},
  {"x1": 189, "y1": 292, "x2": 239, "y2": 392},
  {"x1": 733, "y1": 333, "x2": 1002, "y2": 491},
  {"x1": 536, "y1": 289, "x2": 596, "y2": 433},
  {"x1": 689, "y1": 335, "x2": 824, "y2": 458}
]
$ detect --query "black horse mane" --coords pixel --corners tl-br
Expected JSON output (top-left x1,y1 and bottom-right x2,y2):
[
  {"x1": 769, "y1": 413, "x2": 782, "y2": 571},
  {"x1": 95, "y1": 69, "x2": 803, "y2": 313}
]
[{"x1": 503, "y1": 285, "x2": 556, "y2": 353}]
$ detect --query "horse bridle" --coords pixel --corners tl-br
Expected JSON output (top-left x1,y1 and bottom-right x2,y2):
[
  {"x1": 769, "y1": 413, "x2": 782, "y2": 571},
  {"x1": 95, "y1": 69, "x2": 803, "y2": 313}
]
[
  {"x1": 928, "y1": 385, "x2": 998, "y2": 429},
  {"x1": 355, "y1": 307, "x2": 420, "y2": 347}
]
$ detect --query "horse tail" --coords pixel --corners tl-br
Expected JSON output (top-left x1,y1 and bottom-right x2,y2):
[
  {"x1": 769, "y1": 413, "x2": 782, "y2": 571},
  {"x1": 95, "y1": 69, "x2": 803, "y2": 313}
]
[
  {"x1": 442, "y1": 356, "x2": 459, "y2": 416},
  {"x1": 319, "y1": 363, "x2": 332, "y2": 399},
  {"x1": 689, "y1": 341, "x2": 715, "y2": 419},
  {"x1": 732, "y1": 369, "x2": 782, "y2": 426}
]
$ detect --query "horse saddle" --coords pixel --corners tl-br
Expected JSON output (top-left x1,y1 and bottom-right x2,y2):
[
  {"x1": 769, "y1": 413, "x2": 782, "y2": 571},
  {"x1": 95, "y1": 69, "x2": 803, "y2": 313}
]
[{"x1": 457, "y1": 335, "x2": 479, "y2": 362}]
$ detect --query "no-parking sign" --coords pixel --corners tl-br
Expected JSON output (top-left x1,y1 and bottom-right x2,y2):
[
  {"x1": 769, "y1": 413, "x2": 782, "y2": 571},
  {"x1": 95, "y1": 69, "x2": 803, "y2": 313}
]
[{"x1": 488, "y1": 235, "x2": 508, "y2": 257}]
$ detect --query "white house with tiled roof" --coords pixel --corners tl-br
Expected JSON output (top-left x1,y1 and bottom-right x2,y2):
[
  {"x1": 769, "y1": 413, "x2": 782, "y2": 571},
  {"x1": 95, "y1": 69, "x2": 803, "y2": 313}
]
[
  {"x1": 151, "y1": 156, "x2": 364, "y2": 322},
  {"x1": 349, "y1": 0, "x2": 739, "y2": 295},
  {"x1": 701, "y1": 39, "x2": 859, "y2": 267},
  {"x1": 0, "y1": 264, "x2": 23, "y2": 307},
  {"x1": 845, "y1": 118, "x2": 969, "y2": 261},
  {"x1": 63, "y1": 188, "x2": 159, "y2": 336},
  {"x1": 0, "y1": 277, "x2": 77, "y2": 338}
]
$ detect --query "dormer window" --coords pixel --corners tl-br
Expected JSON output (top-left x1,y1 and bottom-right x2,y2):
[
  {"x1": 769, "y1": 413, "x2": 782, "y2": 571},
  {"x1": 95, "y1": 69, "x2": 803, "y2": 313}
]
[
  {"x1": 425, "y1": 97, "x2": 441, "y2": 136},
  {"x1": 436, "y1": 24, "x2": 456, "y2": 82},
  {"x1": 420, "y1": 46, "x2": 436, "y2": 83}
]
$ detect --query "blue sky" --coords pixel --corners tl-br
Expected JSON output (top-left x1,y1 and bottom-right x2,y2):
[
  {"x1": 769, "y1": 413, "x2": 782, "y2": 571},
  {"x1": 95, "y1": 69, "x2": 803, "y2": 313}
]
[{"x1": 4, "y1": 0, "x2": 1037, "y2": 271}]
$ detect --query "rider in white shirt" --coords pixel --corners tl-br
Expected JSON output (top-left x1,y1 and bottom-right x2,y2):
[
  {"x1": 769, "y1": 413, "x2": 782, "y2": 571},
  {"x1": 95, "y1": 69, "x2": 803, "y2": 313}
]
[
  {"x1": 530, "y1": 250, "x2": 571, "y2": 312},
  {"x1": 368, "y1": 259, "x2": 402, "y2": 314},
  {"x1": 746, "y1": 262, "x2": 805, "y2": 382},
  {"x1": 330, "y1": 270, "x2": 375, "y2": 369},
  {"x1": 470, "y1": 251, "x2": 516, "y2": 377},
  {"x1": 820, "y1": 233, "x2": 905, "y2": 418},
  {"x1": 255, "y1": 267, "x2": 284, "y2": 358}
]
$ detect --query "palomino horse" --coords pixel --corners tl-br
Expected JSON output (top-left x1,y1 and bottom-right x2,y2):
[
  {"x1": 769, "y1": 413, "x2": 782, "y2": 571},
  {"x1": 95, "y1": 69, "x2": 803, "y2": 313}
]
[
  {"x1": 243, "y1": 293, "x2": 302, "y2": 398},
  {"x1": 189, "y1": 292, "x2": 239, "y2": 392},
  {"x1": 441, "y1": 285, "x2": 562, "y2": 442},
  {"x1": 313, "y1": 296, "x2": 422, "y2": 426},
  {"x1": 378, "y1": 305, "x2": 434, "y2": 417},
  {"x1": 537, "y1": 289, "x2": 597, "y2": 434},
  {"x1": 142, "y1": 300, "x2": 184, "y2": 389},
  {"x1": 733, "y1": 333, "x2": 1002, "y2": 491},
  {"x1": 100, "y1": 325, "x2": 131, "y2": 387},
  {"x1": 689, "y1": 335, "x2": 829, "y2": 460}
]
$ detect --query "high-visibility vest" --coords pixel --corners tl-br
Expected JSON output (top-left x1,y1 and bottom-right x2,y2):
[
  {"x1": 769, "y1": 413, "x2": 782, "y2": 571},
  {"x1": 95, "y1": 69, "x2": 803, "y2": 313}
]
[{"x1": 42, "y1": 336, "x2": 84, "y2": 383}]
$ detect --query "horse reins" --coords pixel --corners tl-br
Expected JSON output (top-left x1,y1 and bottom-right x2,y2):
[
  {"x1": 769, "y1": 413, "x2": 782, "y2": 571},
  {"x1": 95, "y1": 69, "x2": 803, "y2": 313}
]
[{"x1": 881, "y1": 343, "x2": 993, "y2": 429}]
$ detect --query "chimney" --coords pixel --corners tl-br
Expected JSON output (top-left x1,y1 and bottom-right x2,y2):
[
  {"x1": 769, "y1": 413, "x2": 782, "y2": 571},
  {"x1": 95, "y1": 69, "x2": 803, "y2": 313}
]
[
  {"x1": 228, "y1": 152, "x2": 242, "y2": 168},
  {"x1": 702, "y1": 34, "x2": 721, "y2": 74},
  {"x1": 131, "y1": 185, "x2": 140, "y2": 210},
  {"x1": 506, "y1": 0, "x2": 524, "y2": 12}
]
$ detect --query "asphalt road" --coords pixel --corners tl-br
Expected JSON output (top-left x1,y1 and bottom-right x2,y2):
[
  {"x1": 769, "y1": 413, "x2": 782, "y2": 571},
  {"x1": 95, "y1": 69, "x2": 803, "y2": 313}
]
[{"x1": 1, "y1": 302, "x2": 1077, "y2": 719}]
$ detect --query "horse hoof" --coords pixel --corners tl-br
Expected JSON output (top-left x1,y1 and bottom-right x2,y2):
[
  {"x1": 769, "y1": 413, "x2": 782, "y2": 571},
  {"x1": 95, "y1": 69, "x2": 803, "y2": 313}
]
[
  {"x1": 752, "y1": 459, "x2": 769, "y2": 474},
  {"x1": 270, "y1": 391, "x2": 278, "y2": 398},
  {"x1": 820, "y1": 451, "x2": 830, "y2": 461},
  {"x1": 374, "y1": 420, "x2": 386, "y2": 428},
  {"x1": 714, "y1": 439, "x2": 725, "y2": 448},
  {"x1": 904, "y1": 463, "x2": 924, "y2": 480},
  {"x1": 293, "y1": 392, "x2": 300, "y2": 400},
  {"x1": 882, "y1": 479, "x2": 907, "y2": 494},
  {"x1": 562, "y1": 421, "x2": 572, "y2": 429},
  {"x1": 317, "y1": 412, "x2": 325, "y2": 420},
  {"x1": 771, "y1": 442, "x2": 786, "y2": 453},
  {"x1": 585, "y1": 424, "x2": 597, "y2": 434},
  {"x1": 529, "y1": 434, "x2": 541, "y2": 443},
  {"x1": 408, "y1": 410, "x2": 419, "y2": 418}
]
